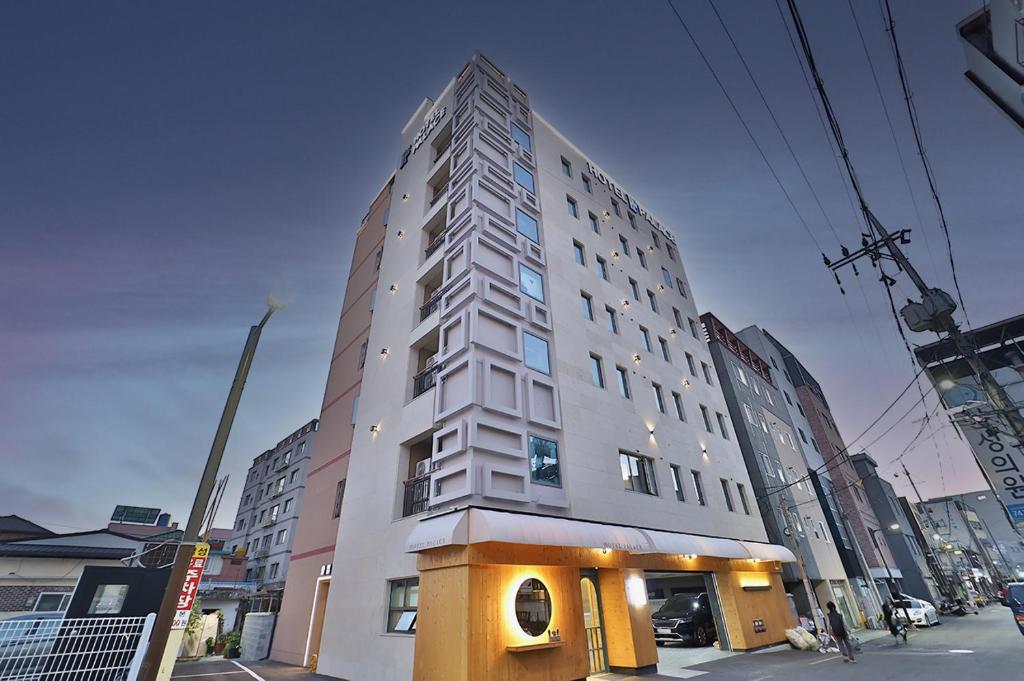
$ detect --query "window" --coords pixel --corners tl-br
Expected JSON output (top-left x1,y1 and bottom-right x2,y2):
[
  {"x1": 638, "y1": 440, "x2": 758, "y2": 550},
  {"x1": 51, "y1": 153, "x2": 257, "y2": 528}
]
[
  {"x1": 387, "y1": 578, "x2": 419, "y2": 633},
  {"x1": 673, "y1": 307, "x2": 683, "y2": 327},
  {"x1": 700, "y1": 404, "x2": 713, "y2": 433},
  {"x1": 671, "y1": 465, "x2": 685, "y2": 501},
  {"x1": 605, "y1": 306, "x2": 618, "y2": 334},
  {"x1": 647, "y1": 290, "x2": 658, "y2": 313},
  {"x1": 737, "y1": 483, "x2": 751, "y2": 514},
  {"x1": 561, "y1": 157, "x2": 572, "y2": 177},
  {"x1": 283, "y1": 497, "x2": 293, "y2": 514},
  {"x1": 639, "y1": 326, "x2": 652, "y2": 352},
  {"x1": 667, "y1": 243, "x2": 677, "y2": 261},
  {"x1": 529, "y1": 435, "x2": 561, "y2": 486},
  {"x1": 515, "y1": 208, "x2": 539, "y2": 243},
  {"x1": 513, "y1": 162, "x2": 535, "y2": 193},
  {"x1": 284, "y1": 449, "x2": 293, "y2": 464},
  {"x1": 798, "y1": 428, "x2": 808, "y2": 444},
  {"x1": 616, "y1": 366, "x2": 631, "y2": 398},
  {"x1": 270, "y1": 503, "x2": 280, "y2": 521},
  {"x1": 688, "y1": 318, "x2": 699, "y2": 339},
  {"x1": 691, "y1": 470, "x2": 706, "y2": 506},
  {"x1": 672, "y1": 392, "x2": 686, "y2": 421},
  {"x1": 269, "y1": 563, "x2": 280, "y2": 579},
  {"x1": 573, "y1": 240, "x2": 586, "y2": 265},
  {"x1": 651, "y1": 231, "x2": 661, "y2": 249},
  {"x1": 596, "y1": 256, "x2": 609, "y2": 280},
  {"x1": 620, "y1": 451, "x2": 658, "y2": 495},
  {"x1": 566, "y1": 195, "x2": 578, "y2": 218},
  {"x1": 765, "y1": 390, "x2": 774, "y2": 406},
  {"x1": 580, "y1": 292, "x2": 594, "y2": 320},
  {"x1": 661, "y1": 267, "x2": 673, "y2": 289},
  {"x1": 518, "y1": 263, "x2": 544, "y2": 302},
  {"x1": 735, "y1": 365, "x2": 748, "y2": 385},
  {"x1": 523, "y1": 332, "x2": 551, "y2": 374},
  {"x1": 819, "y1": 521, "x2": 830, "y2": 543},
  {"x1": 611, "y1": 198, "x2": 621, "y2": 217},
  {"x1": 368, "y1": 287, "x2": 377, "y2": 312},
  {"x1": 589, "y1": 354, "x2": 605, "y2": 388},
  {"x1": 658, "y1": 337, "x2": 670, "y2": 362},
  {"x1": 762, "y1": 453, "x2": 774, "y2": 477},
  {"x1": 34, "y1": 592, "x2": 72, "y2": 612},
  {"x1": 701, "y1": 362, "x2": 714, "y2": 385},
  {"x1": 636, "y1": 248, "x2": 647, "y2": 269},
  {"x1": 374, "y1": 248, "x2": 383, "y2": 271},
  {"x1": 652, "y1": 383, "x2": 666, "y2": 413},
  {"x1": 582, "y1": 174, "x2": 592, "y2": 193},
  {"x1": 290, "y1": 470, "x2": 298, "y2": 484},
  {"x1": 619, "y1": 235, "x2": 630, "y2": 256},
  {"x1": 588, "y1": 212, "x2": 600, "y2": 233},
  {"x1": 811, "y1": 438, "x2": 820, "y2": 453},
  {"x1": 743, "y1": 403, "x2": 755, "y2": 424},
  {"x1": 262, "y1": 535, "x2": 272, "y2": 549},
  {"x1": 258, "y1": 510, "x2": 266, "y2": 524},
  {"x1": 785, "y1": 391, "x2": 793, "y2": 405},
  {"x1": 716, "y1": 413, "x2": 730, "y2": 439},
  {"x1": 511, "y1": 122, "x2": 531, "y2": 151},
  {"x1": 276, "y1": 528, "x2": 288, "y2": 545},
  {"x1": 628, "y1": 212, "x2": 637, "y2": 230},
  {"x1": 332, "y1": 479, "x2": 346, "y2": 518},
  {"x1": 676, "y1": 278, "x2": 686, "y2": 297},
  {"x1": 87, "y1": 584, "x2": 129, "y2": 614},
  {"x1": 629, "y1": 278, "x2": 640, "y2": 301},
  {"x1": 721, "y1": 479, "x2": 735, "y2": 512},
  {"x1": 685, "y1": 352, "x2": 697, "y2": 376}
]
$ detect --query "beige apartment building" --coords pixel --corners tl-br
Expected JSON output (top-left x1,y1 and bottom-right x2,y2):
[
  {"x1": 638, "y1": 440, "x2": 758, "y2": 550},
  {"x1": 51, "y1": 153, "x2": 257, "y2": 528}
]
[{"x1": 276, "y1": 53, "x2": 799, "y2": 681}]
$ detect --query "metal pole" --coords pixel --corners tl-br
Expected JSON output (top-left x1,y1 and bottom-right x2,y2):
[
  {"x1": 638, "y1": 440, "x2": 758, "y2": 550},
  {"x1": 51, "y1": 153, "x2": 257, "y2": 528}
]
[
  {"x1": 870, "y1": 529, "x2": 912, "y2": 627},
  {"x1": 779, "y1": 498, "x2": 824, "y2": 632},
  {"x1": 840, "y1": 512, "x2": 884, "y2": 627},
  {"x1": 137, "y1": 306, "x2": 277, "y2": 681}
]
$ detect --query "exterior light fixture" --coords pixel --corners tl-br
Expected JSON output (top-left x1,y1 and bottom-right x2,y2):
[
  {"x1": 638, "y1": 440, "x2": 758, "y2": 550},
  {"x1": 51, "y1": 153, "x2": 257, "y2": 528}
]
[
  {"x1": 648, "y1": 426, "x2": 656, "y2": 436},
  {"x1": 622, "y1": 299, "x2": 630, "y2": 308},
  {"x1": 603, "y1": 210, "x2": 610, "y2": 218},
  {"x1": 701, "y1": 445, "x2": 708, "y2": 456},
  {"x1": 647, "y1": 245, "x2": 654, "y2": 252},
  {"x1": 389, "y1": 284, "x2": 398, "y2": 294},
  {"x1": 937, "y1": 378, "x2": 957, "y2": 391},
  {"x1": 402, "y1": 193, "x2": 410, "y2": 201},
  {"x1": 380, "y1": 348, "x2": 390, "y2": 358},
  {"x1": 397, "y1": 229, "x2": 405, "y2": 239},
  {"x1": 682, "y1": 379, "x2": 691, "y2": 388},
  {"x1": 977, "y1": 495, "x2": 987, "y2": 500},
  {"x1": 632, "y1": 353, "x2": 642, "y2": 364},
  {"x1": 669, "y1": 329, "x2": 677, "y2": 336},
  {"x1": 889, "y1": 523, "x2": 900, "y2": 531},
  {"x1": 658, "y1": 284, "x2": 665, "y2": 291},
  {"x1": 932, "y1": 533, "x2": 941, "y2": 541},
  {"x1": 369, "y1": 424, "x2": 380, "y2": 433},
  {"x1": 611, "y1": 250, "x2": 620, "y2": 259},
  {"x1": 683, "y1": 553, "x2": 697, "y2": 560}
]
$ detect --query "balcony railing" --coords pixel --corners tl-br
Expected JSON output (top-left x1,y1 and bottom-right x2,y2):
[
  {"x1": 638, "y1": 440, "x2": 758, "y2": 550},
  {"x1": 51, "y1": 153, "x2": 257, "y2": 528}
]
[
  {"x1": 424, "y1": 228, "x2": 450, "y2": 257},
  {"x1": 429, "y1": 181, "x2": 450, "y2": 207},
  {"x1": 434, "y1": 140, "x2": 451, "y2": 162},
  {"x1": 412, "y1": 363, "x2": 444, "y2": 398},
  {"x1": 403, "y1": 474, "x2": 432, "y2": 517}
]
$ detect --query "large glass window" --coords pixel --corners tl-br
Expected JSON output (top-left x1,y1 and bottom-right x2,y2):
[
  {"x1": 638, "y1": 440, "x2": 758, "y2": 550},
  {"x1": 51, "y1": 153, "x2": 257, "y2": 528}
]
[
  {"x1": 620, "y1": 452, "x2": 658, "y2": 495},
  {"x1": 515, "y1": 208, "x2": 539, "y2": 243},
  {"x1": 513, "y1": 162, "x2": 535, "y2": 193},
  {"x1": 519, "y1": 263, "x2": 544, "y2": 302},
  {"x1": 387, "y1": 578, "x2": 419, "y2": 633},
  {"x1": 529, "y1": 435, "x2": 561, "y2": 486},
  {"x1": 523, "y1": 332, "x2": 550, "y2": 374},
  {"x1": 511, "y1": 122, "x2": 532, "y2": 151}
]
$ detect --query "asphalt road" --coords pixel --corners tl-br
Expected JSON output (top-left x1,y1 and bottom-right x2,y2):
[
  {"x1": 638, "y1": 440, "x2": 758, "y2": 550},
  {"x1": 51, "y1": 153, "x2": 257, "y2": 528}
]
[{"x1": 169, "y1": 604, "x2": 1021, "y2": 681}]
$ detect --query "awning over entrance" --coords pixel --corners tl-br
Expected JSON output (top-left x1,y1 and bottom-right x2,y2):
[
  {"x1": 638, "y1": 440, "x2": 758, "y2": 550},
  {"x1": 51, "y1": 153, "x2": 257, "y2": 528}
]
[{"x1": 404, "y1": 508, "x2": 796, "y2": 562}]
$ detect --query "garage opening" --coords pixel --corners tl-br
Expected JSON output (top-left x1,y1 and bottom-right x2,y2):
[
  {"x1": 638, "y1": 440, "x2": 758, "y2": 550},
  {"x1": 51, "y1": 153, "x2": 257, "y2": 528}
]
[{"x1": 646, "y1": 571, "x2": 738, "y2": 674}]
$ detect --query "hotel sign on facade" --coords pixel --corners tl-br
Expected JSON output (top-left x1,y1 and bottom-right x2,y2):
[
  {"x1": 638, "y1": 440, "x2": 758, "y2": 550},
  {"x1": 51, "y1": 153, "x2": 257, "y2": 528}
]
[{"x1": 586, "y1": 161, "x2": 676, "y2": 245}]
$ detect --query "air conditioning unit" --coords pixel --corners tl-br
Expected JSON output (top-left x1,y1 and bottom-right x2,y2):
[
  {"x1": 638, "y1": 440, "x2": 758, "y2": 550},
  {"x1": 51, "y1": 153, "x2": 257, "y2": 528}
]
[{"x1": 414, "y1": 459, "x2": 431, "y2": 478}]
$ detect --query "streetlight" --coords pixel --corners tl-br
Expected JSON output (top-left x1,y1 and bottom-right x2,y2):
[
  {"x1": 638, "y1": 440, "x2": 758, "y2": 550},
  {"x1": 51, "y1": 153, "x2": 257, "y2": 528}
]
[{"x1": 138, "y1": 300, "x2": 282, "y2": 681}]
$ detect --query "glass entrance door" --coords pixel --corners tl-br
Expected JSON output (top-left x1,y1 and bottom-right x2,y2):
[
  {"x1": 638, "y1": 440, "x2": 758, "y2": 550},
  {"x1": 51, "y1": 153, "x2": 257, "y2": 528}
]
[{"x1": 580, "y1": 571, "x2": 608, "y2": 674}]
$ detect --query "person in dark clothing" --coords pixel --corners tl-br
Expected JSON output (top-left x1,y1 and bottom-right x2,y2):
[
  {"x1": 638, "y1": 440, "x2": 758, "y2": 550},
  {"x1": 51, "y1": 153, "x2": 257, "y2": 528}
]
[
  {"x1": 826, "y1": 601, "x2": 855, "y2": 662},
  {"x1": 882, "y1": 597, "x2": 907, "y2": 644}
]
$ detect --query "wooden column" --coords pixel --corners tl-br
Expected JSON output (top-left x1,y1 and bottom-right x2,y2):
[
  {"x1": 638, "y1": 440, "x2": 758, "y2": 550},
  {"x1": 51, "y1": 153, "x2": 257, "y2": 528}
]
[{"x1": 597, "y1": 568, "x2": 658, "y2": 674}]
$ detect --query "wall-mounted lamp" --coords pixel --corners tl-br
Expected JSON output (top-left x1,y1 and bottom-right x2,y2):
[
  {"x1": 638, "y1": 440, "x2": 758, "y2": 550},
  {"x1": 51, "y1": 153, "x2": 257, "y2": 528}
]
[
  {"x1": 648, "y1": 426, "x2": 656, "y2": 436},
  {"x1": 388, "y1": 284, "x2": 398, "y2": 294},
  {"x1": 632, "y1": 353, "x2": 642, "y2": 364},
  {"x1": 701, "y1": 445, "x2": 708, "y2": 457},
  {"x1": 669, "y1": 329, "x2": 677, "y2": 337},
  {"x1": 397, "y1": 229, "x2": 405, "y2": 239},
  {"x1": 611, "y1": 250, "x2": 620, "y2": 259},
  {"x1": 647, "y1": 245, "x2": 655, "y2": 252},
  {"x1": 369, "y1": 424, "x2": 380, "y2": 433},
  {"x1": 683, "y1": 553, "x2": 697, "y2": 561},
  {"x1": 380, "y1": 348, "x2": 390, "y2": 358},
  {"x1": 602, "y1": 210, "x2": 610, "y2": 218},
  {"x1": 682, "y1": 378, "x2": 691, "y2": 388},
  {"x1": 402, "y1": 193, "x2": 410, "y2": 202},
  {"x1": 658, "y1": 284, "x2": 665, "y2": 291},
  {"x1": 742, "y1": 585, "x2": 772, "y2": 592},
  {"x1": 622, "y1": 299, "x2": 630, "y2": 308},
  {"x1": 889, "y1": 523, "x2": 901, "y2": 531}
]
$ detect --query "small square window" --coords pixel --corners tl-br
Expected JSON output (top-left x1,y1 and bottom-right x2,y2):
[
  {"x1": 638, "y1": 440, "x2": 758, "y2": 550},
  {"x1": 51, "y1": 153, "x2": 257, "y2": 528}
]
[
  {"x1": 519, "y1": 263, "x2": 545, "y2": 302},
  {"x1": 387, "y1": 578, "x2": 419, "y2": 633},
  {"x1": 523, "y1": 332, "x2": 551, "y2": 374},
  {"x1": 620, "y1": 451, "x2": 657, "y2": 495},
  {"x1": 561, "y1": 157, "x2": 572, "y2": 177},
  {"x1": 515, "y1": 208, "x2": 539, "y2": 243}
]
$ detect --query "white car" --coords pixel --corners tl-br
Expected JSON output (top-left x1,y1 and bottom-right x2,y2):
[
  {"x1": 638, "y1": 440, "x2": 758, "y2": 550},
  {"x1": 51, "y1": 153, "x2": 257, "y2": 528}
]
[{"x1": 893, "y1": 597, "x2": 940, "y2": 626}]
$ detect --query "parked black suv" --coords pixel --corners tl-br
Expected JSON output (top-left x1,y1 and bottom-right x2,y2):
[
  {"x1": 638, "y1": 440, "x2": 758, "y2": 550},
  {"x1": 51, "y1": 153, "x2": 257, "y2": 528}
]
[{"x1": 652, "y1": 592, "x2": 718, "y2": 646}]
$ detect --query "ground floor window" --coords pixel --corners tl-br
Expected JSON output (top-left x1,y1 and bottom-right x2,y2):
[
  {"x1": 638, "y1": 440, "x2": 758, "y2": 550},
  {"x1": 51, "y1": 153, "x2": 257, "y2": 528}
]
[{"x1": 387, "y1": 577, "x2": 419, "y2": 634}]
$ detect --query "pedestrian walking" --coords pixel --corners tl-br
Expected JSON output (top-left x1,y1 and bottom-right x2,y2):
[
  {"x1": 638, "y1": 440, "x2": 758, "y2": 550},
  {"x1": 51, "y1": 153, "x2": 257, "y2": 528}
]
[
  {"x1": 881, "y1": 597, "x2": 907, "y2": 644},
  {"x1": 826, "y1": 601, "x2": 856, "y2": 663}
]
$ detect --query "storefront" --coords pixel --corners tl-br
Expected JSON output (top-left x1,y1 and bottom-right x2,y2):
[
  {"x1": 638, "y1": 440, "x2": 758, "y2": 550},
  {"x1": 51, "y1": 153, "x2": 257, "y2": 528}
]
[{"x1": 406, "y1": 508, "x2": 796, "y2": 681}]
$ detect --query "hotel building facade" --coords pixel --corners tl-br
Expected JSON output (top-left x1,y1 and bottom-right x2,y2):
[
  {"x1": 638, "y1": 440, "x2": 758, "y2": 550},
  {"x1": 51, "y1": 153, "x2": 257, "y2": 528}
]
[{"x1": 279, "y1": 53, "x2": 799, "y2": 681}]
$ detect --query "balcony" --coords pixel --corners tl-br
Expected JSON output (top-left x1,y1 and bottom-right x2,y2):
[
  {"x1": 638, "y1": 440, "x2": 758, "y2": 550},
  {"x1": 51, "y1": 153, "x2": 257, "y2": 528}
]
[
  {"x1": 403, "y1": 474, "x2": 432, "y2": 517},
  {"x1": 412, "y1": 363, "x2": 445, "y2": 398},
  {"x1": 429, "y1": 181, "x2": 450, "y2": 207},
  {"x1": 424, "y1": 228, "x2": 450, "y2": 257},
  {"x1": 419, "y1": 282, "x2": 453, "y2": 321}
]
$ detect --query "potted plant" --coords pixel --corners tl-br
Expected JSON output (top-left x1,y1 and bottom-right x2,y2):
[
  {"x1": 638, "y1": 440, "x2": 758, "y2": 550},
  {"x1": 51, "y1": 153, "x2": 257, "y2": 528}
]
[
  {"x1": 205, "y1": 637, "x2": 215, "y2": 656},
  {"x1": 222, "y1": 631, "x2": 242, "y2": 659},
  {"x1": 214, "y1": 634, "x2": 227, "y2": 655}
]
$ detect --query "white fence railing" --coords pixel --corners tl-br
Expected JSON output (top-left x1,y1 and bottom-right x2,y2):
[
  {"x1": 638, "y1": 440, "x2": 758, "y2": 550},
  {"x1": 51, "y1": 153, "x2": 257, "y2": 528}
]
[{"x1": 0, "y1": 614, "x2": 154, "y2": 681}]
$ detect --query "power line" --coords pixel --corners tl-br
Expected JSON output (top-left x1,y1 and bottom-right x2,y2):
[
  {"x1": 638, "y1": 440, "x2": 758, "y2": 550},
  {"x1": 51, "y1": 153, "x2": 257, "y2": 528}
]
[
  {"x1": 878, "y1": 0, "x2": 971, "y2": 327},
  {"x1": 663, "y1": 0, "x2": 825, "y2": 254}
]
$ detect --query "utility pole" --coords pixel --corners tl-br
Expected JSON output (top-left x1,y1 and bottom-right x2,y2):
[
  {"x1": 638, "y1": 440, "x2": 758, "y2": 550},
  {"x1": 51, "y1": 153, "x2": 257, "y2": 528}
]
[
  {"x1": 900, "y1": 464, "x2": 956, "y2": 600},
  {"x1": 838, "y1": 511, "x2": 884, "y2": 628},
  {"x1": 138, "y1": 303, "x2": 280, "y2": 681},
  {"x1": 778, "y1": 497, "x2": 823, "y2": 632},
  {"x1": 868, "y1": 527, "x2": 913, "y2": 628}
]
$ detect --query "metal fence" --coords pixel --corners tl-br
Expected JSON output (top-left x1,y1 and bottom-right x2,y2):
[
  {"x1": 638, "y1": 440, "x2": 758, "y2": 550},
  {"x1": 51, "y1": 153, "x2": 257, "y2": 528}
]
[{"x1": 0, "y1": 614, "x2": 154, "y2": 681}]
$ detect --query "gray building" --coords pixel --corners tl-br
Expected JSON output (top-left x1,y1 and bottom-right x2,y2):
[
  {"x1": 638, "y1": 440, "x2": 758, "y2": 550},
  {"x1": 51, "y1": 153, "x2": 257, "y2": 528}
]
[
  {"x1": 850, "y1": 453, "x2": 941, "y2": 602},
  {"x1": 228, "y1": 419, "x2": 318, "y2": 589},
  {"x1": 703, "y1": 314, "x2": 859, "y2": 627},
  {"x1": 957, "y1": 0, "x2": 1024, "y2": 130}
]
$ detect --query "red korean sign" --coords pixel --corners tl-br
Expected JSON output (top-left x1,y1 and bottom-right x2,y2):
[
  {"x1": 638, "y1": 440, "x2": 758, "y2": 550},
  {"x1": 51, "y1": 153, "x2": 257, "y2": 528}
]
[{"x1": 171, "y1": 542, "x2": 210, "y2": 630}]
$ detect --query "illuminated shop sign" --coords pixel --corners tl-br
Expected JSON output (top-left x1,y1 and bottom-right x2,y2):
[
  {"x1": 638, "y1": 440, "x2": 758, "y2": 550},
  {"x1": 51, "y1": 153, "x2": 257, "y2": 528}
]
[{"x1": 585, "y1": 161, "x2": 676, "y2": 244}]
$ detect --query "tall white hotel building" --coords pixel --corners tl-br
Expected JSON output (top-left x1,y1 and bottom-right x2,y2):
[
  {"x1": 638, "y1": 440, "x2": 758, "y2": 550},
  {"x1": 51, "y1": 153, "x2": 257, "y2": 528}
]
[{"x1": 276, "y1": 53, "x2": 797, "y2": 681}]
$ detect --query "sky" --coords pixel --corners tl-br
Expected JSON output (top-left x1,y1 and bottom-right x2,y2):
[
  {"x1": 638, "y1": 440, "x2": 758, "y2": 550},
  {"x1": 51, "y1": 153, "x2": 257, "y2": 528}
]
[{"x1": 2, "y1": 0, "x2": 1021, "y2": 534}]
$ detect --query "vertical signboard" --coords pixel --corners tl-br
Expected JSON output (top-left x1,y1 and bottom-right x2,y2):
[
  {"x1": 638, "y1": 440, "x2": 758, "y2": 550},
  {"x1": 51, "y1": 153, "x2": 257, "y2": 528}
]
[{"x1": 171, "y1": 542, "x2": 210, "y2": 630}]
